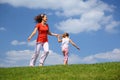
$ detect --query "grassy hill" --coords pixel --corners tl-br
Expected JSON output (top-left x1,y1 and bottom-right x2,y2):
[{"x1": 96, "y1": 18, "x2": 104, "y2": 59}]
[{"x1": 0, "y1": 62, "x2": 120, "y2": 80}]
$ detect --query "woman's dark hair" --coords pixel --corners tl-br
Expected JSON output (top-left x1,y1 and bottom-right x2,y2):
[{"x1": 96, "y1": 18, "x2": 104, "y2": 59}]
[{"x1": 34, "y1": 14, "x2": 46, "y2": 23}]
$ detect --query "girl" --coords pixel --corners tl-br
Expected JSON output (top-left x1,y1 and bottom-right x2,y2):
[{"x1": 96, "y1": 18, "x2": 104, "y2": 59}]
[
  {"x1": 28, "y1": 14, "x2": 58, "y2": 66},
  {"x1": 57, "y1": 33, "x2": 80, "y2": 65}
]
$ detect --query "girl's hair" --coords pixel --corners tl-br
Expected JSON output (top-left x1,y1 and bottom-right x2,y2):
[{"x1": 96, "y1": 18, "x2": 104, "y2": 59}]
[
  {"x1": 62, "y1": 32, "x2": 69, "y2": 38},
  {"x1": 65, "y1": 33, "x2": 69, "y2": 37},
  {"x1": 34, "y1": 14, "x2": 46, "y2": 23}
]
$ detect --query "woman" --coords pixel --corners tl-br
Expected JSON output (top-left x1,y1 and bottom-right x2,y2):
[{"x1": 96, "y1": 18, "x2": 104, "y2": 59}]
[
  {"x1": 28, "y1": 14, "x2": 58, "y2": 66},
  {"x1": 57, "y1": 33, "x2": 80, "y2": 65}
]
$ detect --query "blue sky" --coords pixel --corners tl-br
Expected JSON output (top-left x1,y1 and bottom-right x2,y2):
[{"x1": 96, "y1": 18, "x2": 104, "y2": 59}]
[{"x1": 0, "y1": 0, "x2": 120, "y2": 67}]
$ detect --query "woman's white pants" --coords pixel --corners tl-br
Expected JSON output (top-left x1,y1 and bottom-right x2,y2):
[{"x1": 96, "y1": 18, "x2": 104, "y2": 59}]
[{"x1": 29, "y1": 42, "x2": 49, "y2": 66}]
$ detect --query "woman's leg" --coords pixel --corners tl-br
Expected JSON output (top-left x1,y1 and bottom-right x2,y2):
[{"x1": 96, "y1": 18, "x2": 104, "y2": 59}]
[
  {"x1": 29, "y1": 43, "x2": 42, "y2": 66},
  {"x1": 39, "y1": 42, "x2": 49, "y2": 66}
]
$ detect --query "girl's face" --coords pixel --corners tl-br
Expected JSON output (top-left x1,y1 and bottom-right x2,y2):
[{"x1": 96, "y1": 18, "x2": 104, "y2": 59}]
[
  {"x1": 62, "y1": 33, "x2": 69, "y2": 38},
  {"x1": 62, "y1": 34, "x2": 66, "y2": 38},
  {"x1": 42, "y1": 15, "x2": 47, "y2": 22}
]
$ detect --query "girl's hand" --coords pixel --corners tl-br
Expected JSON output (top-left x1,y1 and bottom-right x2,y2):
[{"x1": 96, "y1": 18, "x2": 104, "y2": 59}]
[
  {"x1": 56, "y1": 34, "x2": 59, "y2": 37},
  {"x1": 77, "y1": 47, "x2": 80, "y2": 50},
  {"x1": 57, "y1": 34, "x2": 60, "y2": 37}
]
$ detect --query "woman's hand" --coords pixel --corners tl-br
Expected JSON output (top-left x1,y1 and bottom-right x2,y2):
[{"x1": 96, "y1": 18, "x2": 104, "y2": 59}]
[{"x1": 28, "y1": 37, "x2": 31, "y2": 42}]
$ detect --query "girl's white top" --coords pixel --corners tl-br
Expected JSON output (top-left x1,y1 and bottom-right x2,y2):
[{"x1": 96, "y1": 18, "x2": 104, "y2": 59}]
[{"x1": 61, "y1": 37, "x2": 70, "y2": 49}]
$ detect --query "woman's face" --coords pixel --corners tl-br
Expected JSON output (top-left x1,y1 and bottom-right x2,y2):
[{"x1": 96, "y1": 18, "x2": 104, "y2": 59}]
[{"x1": 43, "y1": 15, "x2": 48, "y2": 22}]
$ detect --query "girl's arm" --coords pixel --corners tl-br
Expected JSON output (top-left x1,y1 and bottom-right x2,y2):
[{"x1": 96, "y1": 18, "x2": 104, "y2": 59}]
[
  {"x1": 57, "y1": 35, "x2": 62, "y2": 43},
  {"x1": 69, "y1": 39, "x2": 80, "y2": 50},
  {"x1": 28, "y1": 27, "x2": 37, "y2": 42}
]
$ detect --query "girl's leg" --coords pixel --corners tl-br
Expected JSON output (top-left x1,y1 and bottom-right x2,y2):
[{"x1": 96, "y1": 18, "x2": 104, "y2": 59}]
[
  {"x1": 29, "y1": 43, "x2": 42, "y2": 66},
  {"x1": 39, "y1": 42, "x2": 49, "y2": 66},
  {"x1": 63, "y1": 48, "x2": 68, "y2": 65}
]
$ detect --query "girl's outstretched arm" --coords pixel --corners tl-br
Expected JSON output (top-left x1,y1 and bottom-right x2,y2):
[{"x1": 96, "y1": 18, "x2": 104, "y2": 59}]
[
  {"x1": 57, "y1": 35, "x2": 62, "y2": 43},
  {"x1": 69, "y1": 39, "x2": 80, "y2": 50}
]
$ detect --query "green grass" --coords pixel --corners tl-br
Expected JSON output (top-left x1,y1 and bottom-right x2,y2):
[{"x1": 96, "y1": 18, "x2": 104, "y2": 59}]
[{"x1": 0, "y1": 62, "x2": 120, "y2": 80}]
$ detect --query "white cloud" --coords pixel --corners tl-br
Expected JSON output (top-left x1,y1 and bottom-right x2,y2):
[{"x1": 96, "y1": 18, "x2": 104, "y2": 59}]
[
  {"x1": 82, "y1": 56, "x2": 97, "y2": 64},
  {"x1": 27, "y1": 40, "x2": 36, "y2": 47},
  {"x1": 56, "y1": 11, "x2": 103, "y2": 34},
  {"x1": 0, "y1": 50, "x2": 33, "y2": 67},
  {"x1": 0, "y1": 0, "x2": 119, "y2": 33},
  {"x1": 11, "y1": 40, "x2": 26, "y2": 45},
  {"x1": 94, "y1": 48, "x2": 120, "y2": 61},
  {"x1": 0, "y1": 0, "x2": 113, "y2": 16},
  {"x1": 56, "y1": 10, "x2": 118, "y2": 33},
  {"x1": 0, "y1": 0, "x2": 62, "y2": 9},
  {"x1": 105, "y1": 21, "x2": 120, "y2": 33},
  {"x1": 82, "y1": 48, "x2": 120, "y2": 63},
  {"x1": 45, "y1": 50, "x2": 63, "y2": 65},
  {"x1": 0, "y1": 48, "x2": 120, "y2": 67},
  {"x1": 55, "y1": 0, "x2": 120, "y2": 34},
  {"x1": 0, "y1": 49, "x2": 63, "y2": 67},
  {"x1": 6, "y1": 50, "x2": 33, "y2": 61},
  {"x1": 0, "y1": 27, "x2": 6, "y2": 31},
  {"x1": 11, "y1": 40, "x2": 36, "y2": 47},
  {"x1": 69, "y1": 54, "x2": 83, "y2": 64}
]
